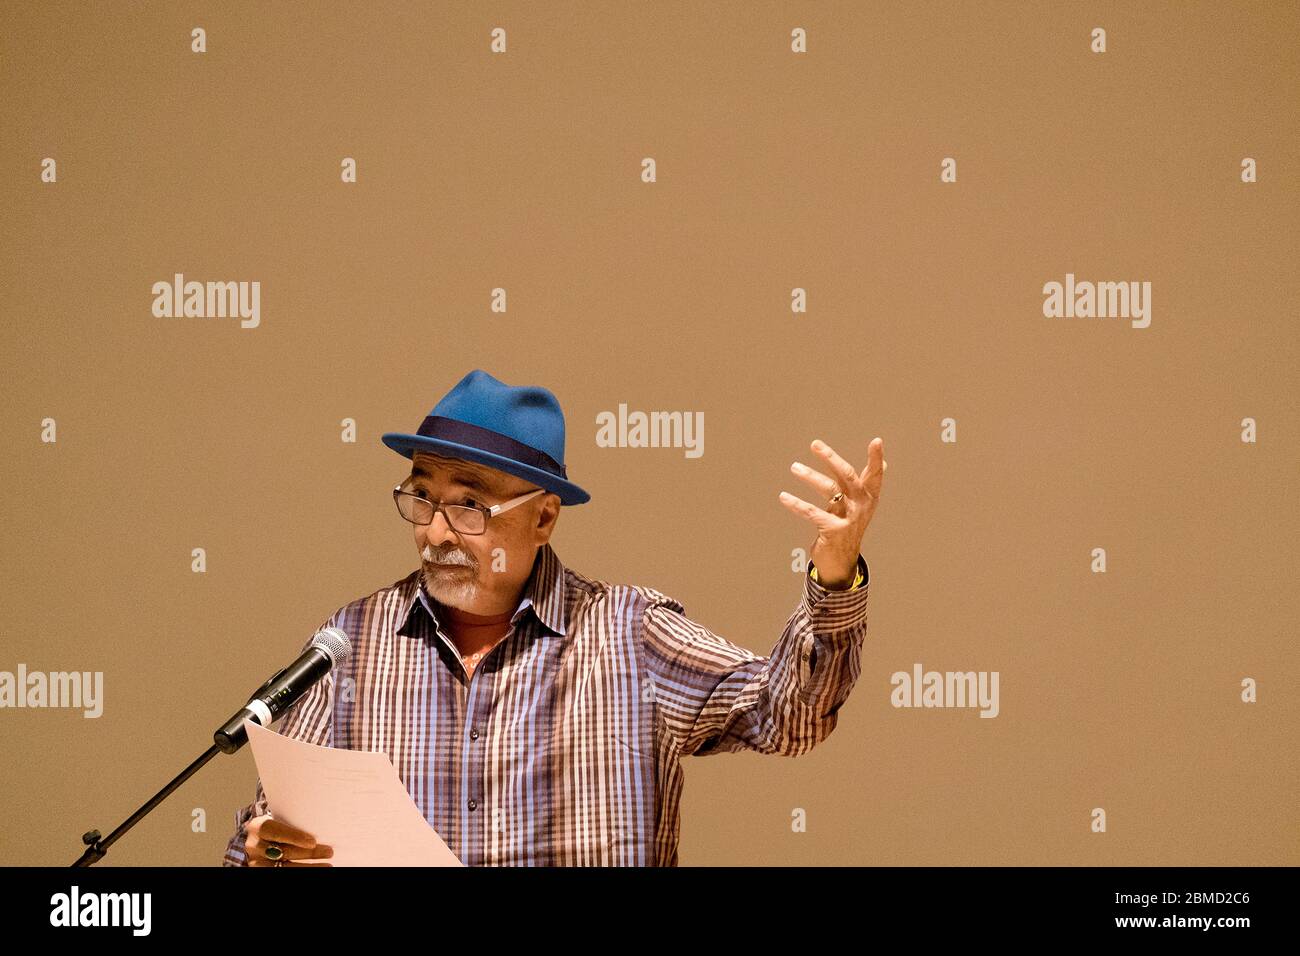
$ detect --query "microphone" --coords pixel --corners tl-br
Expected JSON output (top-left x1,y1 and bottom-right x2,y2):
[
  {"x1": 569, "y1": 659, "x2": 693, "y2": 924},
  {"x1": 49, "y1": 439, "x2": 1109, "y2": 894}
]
[{"x1": 213, "y1": 627, "x2": 352, "y2": 754}]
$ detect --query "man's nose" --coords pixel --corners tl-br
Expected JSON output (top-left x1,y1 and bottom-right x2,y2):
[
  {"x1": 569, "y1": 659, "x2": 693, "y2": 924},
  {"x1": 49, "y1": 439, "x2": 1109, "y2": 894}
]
[{"x1": 423, "y1": 508, "x2": 461, "y2": 548}]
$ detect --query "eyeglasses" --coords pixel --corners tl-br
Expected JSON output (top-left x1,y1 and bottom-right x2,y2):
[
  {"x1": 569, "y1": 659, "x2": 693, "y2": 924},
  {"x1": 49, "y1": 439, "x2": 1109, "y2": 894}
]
[{"x1": 392, "y1": 479, "x2": 545, "y2": 534}]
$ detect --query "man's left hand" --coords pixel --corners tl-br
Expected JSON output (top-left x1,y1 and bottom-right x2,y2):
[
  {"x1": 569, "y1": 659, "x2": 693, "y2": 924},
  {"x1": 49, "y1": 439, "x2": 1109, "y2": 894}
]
[{"x1": 779, "y1": 436, "x2": 887, "y2": 589}]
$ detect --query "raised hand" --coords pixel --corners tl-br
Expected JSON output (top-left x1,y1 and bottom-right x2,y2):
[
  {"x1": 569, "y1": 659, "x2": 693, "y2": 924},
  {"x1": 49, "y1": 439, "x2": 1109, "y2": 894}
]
[{"x1": 779, "y1": 437, "x2": 886, "y2": 589}]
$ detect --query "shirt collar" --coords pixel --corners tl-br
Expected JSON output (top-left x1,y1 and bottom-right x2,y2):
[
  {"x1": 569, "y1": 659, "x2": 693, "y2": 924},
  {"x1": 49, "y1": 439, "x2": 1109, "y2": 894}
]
[{"x1": 399, "y1": 540, "x2": 568, "y2": 639}]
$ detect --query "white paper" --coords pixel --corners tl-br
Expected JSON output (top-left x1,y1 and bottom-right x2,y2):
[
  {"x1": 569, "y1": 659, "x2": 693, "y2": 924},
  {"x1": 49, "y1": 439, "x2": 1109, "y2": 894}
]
[{"x1": 244, "y1": 718, "x2": 463, "y2": 866}]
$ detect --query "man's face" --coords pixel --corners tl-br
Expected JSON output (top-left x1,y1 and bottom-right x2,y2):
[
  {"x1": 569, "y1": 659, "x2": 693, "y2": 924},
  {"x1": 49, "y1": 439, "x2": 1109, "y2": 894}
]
[{"x1": 405, "y1": 451, "x2": 560, "y2": 612}]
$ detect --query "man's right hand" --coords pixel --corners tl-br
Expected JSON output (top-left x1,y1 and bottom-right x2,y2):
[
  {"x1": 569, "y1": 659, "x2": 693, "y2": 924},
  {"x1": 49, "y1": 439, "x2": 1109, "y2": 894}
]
[{"x1": 244, "y1": 813, "x2": 334, "y2": 867}]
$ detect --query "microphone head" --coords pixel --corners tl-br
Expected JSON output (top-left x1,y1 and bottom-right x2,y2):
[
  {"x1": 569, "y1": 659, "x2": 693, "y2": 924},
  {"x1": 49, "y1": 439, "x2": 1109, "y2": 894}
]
[{"x1": 311, "y1": 626, "x2": 352, "y2": 668}]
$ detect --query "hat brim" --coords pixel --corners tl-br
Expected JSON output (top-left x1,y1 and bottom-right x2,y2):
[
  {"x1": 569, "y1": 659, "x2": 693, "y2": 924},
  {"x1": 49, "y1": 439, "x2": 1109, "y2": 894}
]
[{"x1": 381, "y1": 433, "x2": 591, "y2": 506}]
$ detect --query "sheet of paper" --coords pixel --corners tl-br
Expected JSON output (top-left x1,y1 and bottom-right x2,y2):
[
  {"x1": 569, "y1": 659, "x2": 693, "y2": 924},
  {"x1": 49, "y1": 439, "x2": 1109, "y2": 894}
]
[{"x1": 244, "y1": 718, "x2": 462, "y2": 866}]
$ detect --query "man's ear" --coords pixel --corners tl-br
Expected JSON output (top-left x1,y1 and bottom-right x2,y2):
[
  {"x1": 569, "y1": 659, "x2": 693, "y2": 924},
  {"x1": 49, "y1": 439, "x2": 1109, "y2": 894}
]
[{"x1": 535, "y1": 493, "x2": 561, "y2": 542}]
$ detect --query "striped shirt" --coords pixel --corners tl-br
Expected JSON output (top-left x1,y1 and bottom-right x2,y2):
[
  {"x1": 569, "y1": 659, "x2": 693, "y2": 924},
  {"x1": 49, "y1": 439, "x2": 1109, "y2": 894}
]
[{"x1": 221, "y1": 541, "x2": 870, "y2": 866}]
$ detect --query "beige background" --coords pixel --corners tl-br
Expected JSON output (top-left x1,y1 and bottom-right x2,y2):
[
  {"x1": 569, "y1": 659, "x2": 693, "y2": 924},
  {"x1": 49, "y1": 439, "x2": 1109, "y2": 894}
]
[{"x1": 2, "y1": 1, "x2": 1296, "y2": 866}]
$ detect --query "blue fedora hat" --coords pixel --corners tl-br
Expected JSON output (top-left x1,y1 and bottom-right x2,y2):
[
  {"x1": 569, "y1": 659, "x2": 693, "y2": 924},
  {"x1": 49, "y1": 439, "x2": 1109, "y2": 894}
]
[{"x1": 381, "y1": 370, "x2": 590, "y2": 506}]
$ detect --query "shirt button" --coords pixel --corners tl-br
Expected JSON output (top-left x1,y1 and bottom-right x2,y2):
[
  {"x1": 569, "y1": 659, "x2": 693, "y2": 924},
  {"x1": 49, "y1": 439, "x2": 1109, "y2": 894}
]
[
  {"x1": 468, "y1": 799, "x2": 478, "y2": 811},
  {"x1": 470, "y1": 728, "x2": 479, "y2": 740}
]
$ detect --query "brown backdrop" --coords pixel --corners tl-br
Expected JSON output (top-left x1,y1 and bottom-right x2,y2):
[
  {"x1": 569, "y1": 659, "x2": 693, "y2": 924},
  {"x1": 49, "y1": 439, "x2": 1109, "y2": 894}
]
[{"x1": 2, "y1": 0, "x2": 1296, "y2": 866}]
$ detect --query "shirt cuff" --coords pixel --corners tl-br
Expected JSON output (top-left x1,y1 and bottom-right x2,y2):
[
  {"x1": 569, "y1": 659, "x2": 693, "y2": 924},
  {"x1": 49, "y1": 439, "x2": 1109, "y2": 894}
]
[
  {"x1": 803, "y1": 553, "x2": 870, "y2": 641},
  {"x1": 808, "y1": 554, "x2": 868, "y2": 591}
]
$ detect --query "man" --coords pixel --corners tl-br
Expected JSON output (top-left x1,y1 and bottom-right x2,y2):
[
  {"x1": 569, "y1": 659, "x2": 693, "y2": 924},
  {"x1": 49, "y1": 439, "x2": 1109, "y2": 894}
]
[{"x1": 222, "y1": 369, "x2": 886, "y2": 866}]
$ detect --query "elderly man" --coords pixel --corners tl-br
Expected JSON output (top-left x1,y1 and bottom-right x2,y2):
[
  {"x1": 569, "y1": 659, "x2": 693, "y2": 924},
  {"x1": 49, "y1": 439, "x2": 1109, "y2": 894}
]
[{"x1": 222, "y1": 369, "x2": 886, "y2": 866}]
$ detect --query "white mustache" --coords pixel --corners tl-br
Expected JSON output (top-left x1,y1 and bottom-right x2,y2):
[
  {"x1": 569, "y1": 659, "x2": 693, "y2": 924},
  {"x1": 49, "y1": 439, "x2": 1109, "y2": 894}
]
[{"x1": 423, "y1": 546, "x2": 472, "y2": 567}]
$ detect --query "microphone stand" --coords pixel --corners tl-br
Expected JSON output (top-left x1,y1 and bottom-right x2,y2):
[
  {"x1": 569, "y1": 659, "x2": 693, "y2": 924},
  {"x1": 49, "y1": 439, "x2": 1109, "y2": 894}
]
[
  {"x1": 71, "y1": 672, "x2": 282, "y2": 866},
  {"x1": 71, "y1": 744, "x2": 223, "y2": 866}
]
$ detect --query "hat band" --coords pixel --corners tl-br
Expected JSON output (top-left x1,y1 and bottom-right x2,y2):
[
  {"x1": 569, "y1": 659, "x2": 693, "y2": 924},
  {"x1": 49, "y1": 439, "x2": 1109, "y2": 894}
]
[{"x1": 416, "y1": 415, "x2": 568, "y2": 479}]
